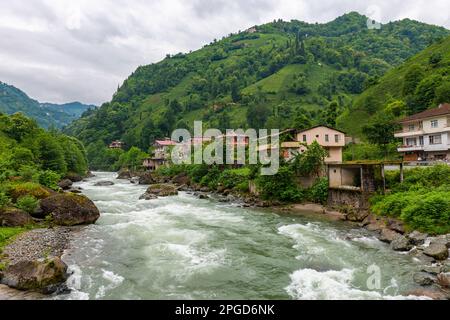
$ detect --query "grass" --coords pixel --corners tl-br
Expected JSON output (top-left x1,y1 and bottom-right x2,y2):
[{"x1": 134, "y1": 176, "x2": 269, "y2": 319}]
[{"x1": 0, "y1": 227, "x2": 25, "y2": 253}]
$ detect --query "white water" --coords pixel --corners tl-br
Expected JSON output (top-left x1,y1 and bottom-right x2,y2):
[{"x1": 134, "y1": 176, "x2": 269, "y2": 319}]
[{"x1": 58, "y1": 172, "x2": 426, "y2": 300}]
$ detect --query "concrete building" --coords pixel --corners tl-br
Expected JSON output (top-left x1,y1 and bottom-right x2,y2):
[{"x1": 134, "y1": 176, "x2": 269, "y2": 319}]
[
  {"x1": 395, "y1": 103, "x2": 450, "y2": 161},
  {"x1": 109, "y1": 140, "x2": 124, "y2": 149}
]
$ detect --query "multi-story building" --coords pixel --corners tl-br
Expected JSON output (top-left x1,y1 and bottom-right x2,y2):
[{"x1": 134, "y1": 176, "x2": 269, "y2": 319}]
[{"x1": 394, "y1": 103, "x2": 450, "y2": 161}]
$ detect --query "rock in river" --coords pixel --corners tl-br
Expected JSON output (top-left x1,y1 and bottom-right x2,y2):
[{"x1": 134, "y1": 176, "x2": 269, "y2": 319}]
[
  {"x1": 57, "y1": 179, "x2": 73, "y2": 190},
  {"x1": 424, "y1": 242, "x2": 449, "y2": 261},
  {"x1": 140, "y1": 184, "x2": 178, "y2": 200},
  {"x1": 408, "y1": 231, "x2": 428, "y2": 246},
  {"x1": 1, "y1": 257, "x2": 68, "y2": 294},
  {"x1": 379, "y1": 228, "x2": 401, "y2": 243},
  {"x1": 40, "y1": 193, "x2": 100, "y2": 226},
  {"x1": 413, "y1": 272, "x2": 436, "y2": 286},
  {"x1": 0, "y1": 208, "x2": 33, "y2": 227},
  {"x1": 94, "y1": 181, "x2": 115, "y2": 187},
  {"x1": 390, "y1": 236, "x2": 413, "y2": 251}
]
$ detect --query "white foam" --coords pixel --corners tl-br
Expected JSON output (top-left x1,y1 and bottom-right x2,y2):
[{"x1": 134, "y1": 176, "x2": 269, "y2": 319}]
[{"x1": 285, "y1": 268, "x2": 428, "y2": 300}]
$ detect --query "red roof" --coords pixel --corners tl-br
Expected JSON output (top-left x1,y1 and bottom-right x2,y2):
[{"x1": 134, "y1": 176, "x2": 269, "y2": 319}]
[
  {"x1": 399, "y1": 103, "x2": 450, "y2": 123},
  {"x1": 155, "y1": 140, "x2": 177, "y2": 146}
]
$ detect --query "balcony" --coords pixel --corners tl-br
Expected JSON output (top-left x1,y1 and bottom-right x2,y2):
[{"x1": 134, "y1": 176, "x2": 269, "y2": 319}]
[
  {"x1": 398, "y1": 145, "x2": 424, "y2": 152},
  {"x1": 394, "y1": 129, "x2": 424, "y2": 138}
]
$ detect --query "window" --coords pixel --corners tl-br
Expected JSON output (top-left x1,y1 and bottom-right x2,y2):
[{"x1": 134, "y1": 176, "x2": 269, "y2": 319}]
[
  {"x1": 419, "y1": 136, "x2": 424, "y2": 146},
  {"x1": 335, "y1": 135, "x2": 340, "y2": 143},
  {"x1": 406, "y1": 138, "x2": 417, "y2": 146},
  {"x1": 429, "y1": 135, "x2": 442, "y2": 145},
  {"x1": 408, "y1": 124, "x2": 415, "y2": 131},
  {"x1": 325, "y1": 134, "x2": 329, "y2": 142},
  {"x1": 303, "y1": 135, "x2": 307, "y2": 142},
  {"x1": 431, "y1": 120, "x2": 438, "y2": 128}
]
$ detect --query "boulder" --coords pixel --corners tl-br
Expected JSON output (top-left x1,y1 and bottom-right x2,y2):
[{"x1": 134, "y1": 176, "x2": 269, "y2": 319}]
[
  {"x1": 379, "y1": 228, "x2": 401, "y2": 243},
  {"x1": 345, "y1": 210, "x2": 370, "y2": 222},
  {"x1": 65, "y1": 173, "x2": 83, "y2": 183},
  {"x1": 408, "y1": 231, "x2": 428, "y2": 246},
  {"x1": 130, "y1": 177, "x2": 140, "y2": 184},
  {"x1": 138, "y1": 172, "x2": 156, "y2": 185},
  {"x1": 436, "y1": 273, "x2": 450, "y2": 288},
  {"x1": 117, "y1": 169, "x2": 132, "y2": 180},
  {"x1": 424, "y1": 242, "x2": 449, "y2": 261},
  {"x1": 40, "y1": 193, "x2": 100, "y2": 226},
  {"x1": 1, "y1": 257, "x2": 68, "y2": 294},
  {"x1": 387, "y1": 219, "x2": 405, "y2": 234},
  {"x1": 57, "y1": 179, "x2": 73, "y2": 190},
  {"x1": 413, "y1": 272, "x2": 436, "y2": 286},
  {"x1": 172, "y1": 173, "x2": 190, "y2": 186},
  {"x1": 421, "y1": 264, "x2": 445, "y2": 275},
  {"x1": 0, "y1": 208, "x2": 33, "y2": 227},
  {"x1": 390, "y1": 236, "x2": 413, "y2": 251},
  {"x1": 94, "y1": 181, "x2": 115, "y2": 187},
  {"x1": 140, "y1": 184, "x2": 178, "y2": 200},
  {"x1": 200, "y1": 187, "x2": 210, "y2": 193},
  {"x1": 407, "y1": 288, "x2": 448, "y2": 300}
]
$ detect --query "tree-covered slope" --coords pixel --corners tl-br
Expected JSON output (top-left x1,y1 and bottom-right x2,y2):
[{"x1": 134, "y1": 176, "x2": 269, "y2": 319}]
[
  {"x1": 0, "y1": 82, "x2": 96, "y2": 129},
  {"x1": 65, "y1": 12, "x2": 449, "y2": 155},
  {"x1": 338, "y1": 35, "x2": 450, "y2": 137}
]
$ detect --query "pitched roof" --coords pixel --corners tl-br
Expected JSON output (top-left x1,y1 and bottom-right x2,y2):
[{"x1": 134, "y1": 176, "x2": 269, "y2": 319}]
[
  {"x1": 296, "y1": 125, "x2": 346, "y2": 135},
  {"x1": 154, "y1": 140, "x2": 177, "y2": 146},
  {"x1": 399, "y1": 103, "x2": 450, "y2": 123}
]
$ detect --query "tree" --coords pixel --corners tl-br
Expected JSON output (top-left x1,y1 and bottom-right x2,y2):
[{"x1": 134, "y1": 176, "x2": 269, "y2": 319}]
[
  {"x1": 434, "y1": 82, "x2": 450, "y2": 105},
  {"x1": 230, "y1": 77, "x2": 241, "y2": 102},
  {"x1": 36, "y1": 134, "x2": 67, "y2": 174},
  {"x1": 362, "y1": 113, "x2": 398, "y2": 158},
  {"x1": 402, "y1": 64, "x2": 424, "y2": 96},
  {"x1": 324, "y1": 101, "x2": 339, "y2": 127},
  {"x1": 246, "y1": 103, "x2": 271, "y2": 129},
  {"x1": 116, "y1": 147, "x2": 148, "y2": 171},
  {"x1": 291, "y1": 141, "x2": 328, "y2": 177},
  {"x1": 414, "y1": 75, "x2": 442, "y2": 110}
]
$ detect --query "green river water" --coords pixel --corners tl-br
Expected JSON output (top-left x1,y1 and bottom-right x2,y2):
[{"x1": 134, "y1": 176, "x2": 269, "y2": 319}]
[{"x1": 59, "y1": 172, "x2": 426, "y2": 300}]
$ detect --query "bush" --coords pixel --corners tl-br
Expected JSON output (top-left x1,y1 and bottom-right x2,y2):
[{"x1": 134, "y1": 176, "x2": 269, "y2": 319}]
[
  {"x1": 200, "y1": 166, "x2": 221, "y2": 189},
  {"x1": 5, "y1": 182, "x2": 51, "y2": 201},
  {"x1": 16, "y1": 195, "x2": 39, "y2": 214},
  {"x1": 307, "y1": 178, "x2": 329, "y2": 204},
  {"x1": 400, "y1": 191, "x2": 450, "y2": 234},
  {"x1": 257, "y1": 166, "x2": 304, "y2": 202},
  {"x1": 217, "y1": 168, "x2": 250, "y2": 190},
  {"x1": 38, "y1": 170, "x2": 61, "y2": 191},
  {"x1": 0, "y1": 192, "x2": 11, "y2": 208},
  {"x1": 235, "y1": 181, "x2": 250, "y2": 193},
  {"x1": 187, "y1": 165, "x2": 209, "y2": 183}
]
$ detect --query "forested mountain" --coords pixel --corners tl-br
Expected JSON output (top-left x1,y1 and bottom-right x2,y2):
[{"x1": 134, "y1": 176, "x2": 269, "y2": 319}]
[
  {"x1": 0, "y1": 82, "x2": 96, "y2": 129},
  {"x1": 65, "y1": 12, "x2": 449, "y2": 160},
  {"x1": 338, "y1": 35, "x2": 450, "y2": 137}
]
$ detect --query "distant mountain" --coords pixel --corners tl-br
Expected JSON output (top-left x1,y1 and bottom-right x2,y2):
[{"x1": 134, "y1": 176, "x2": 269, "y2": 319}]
[
  {"x1": 0, "y1": 82, "x2": 97, "y2": 129},
  {"x1": 40, "y1": 102, "x2": 97, "y2": 118},
  {"x1": 65, "y1": 12, "x2": 449, "y2": 152}
]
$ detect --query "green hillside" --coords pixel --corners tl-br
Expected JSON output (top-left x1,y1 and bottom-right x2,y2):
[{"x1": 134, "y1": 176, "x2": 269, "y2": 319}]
[
  {"x1": 0, "y1": 82, "x2": 96, "y2": 129},
  {"x1": 64, "y1": 12, "x2": 449, "y2": 163},
  {"x1": 338, "y1": 35, "x2": 450, "y2": 137}
]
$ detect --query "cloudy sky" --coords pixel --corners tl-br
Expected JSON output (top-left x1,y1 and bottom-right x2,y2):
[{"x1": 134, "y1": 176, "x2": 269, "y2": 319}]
[{"x1": 0, "y1": 0, "x2": 449, "y2": 105}]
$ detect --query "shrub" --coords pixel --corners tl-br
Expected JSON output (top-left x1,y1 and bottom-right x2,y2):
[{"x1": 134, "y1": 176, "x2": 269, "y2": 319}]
[
  {"x1": 400, "y1": 191, "x2": 450, "y2": 234},
  {"x1": 371, "y1": 192, "x2": 415, "y2": 217},
  {"x1": 257, "y1": 166, "x2": 304, "y2": 202},
  {"x1": 38, "y1": 170, "x2": 61, "y2": 191},
  {"x1": 307, "y1": 178, "x2": 329, "y2": 204},
  {"x1": 200, "y1": 166, "x2": 221, "y2": 189},
  {"x1": 5, "y1": 182, "x2": 51, "y2": 201},
  {"x1": 187, "y1": 165, "x2": 209, "y2": 183},
  {"x1": 0, "y1": 192, "x2": 11, "y2": 208},
  {"x1": 235, "y1": 181, "x2": 250, "y2": 193},
  {"x1": 217, "y1": 168, "x2": 250, "y2": 190},
  {"x1": 16, "y1": 195, "x2": 39, "y2": 214}
]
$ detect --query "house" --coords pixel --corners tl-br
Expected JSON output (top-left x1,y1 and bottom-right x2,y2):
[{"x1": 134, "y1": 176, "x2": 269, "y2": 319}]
[
  {"x1": 216, "y1": 131, "x2": 250, "y2": 146},
  {"x1": 258, "y1": 126, "x2": 346, "y2": 163},
  {"x1": 153, "y1": 138, "x2": 177, "y2": 159},
  {"x1": 143, "y1": 138, "x2": 177, "y2": 171},
  {"x1": 109, "y1": 140, "x2": 124, "y2": 149},
  {"x1": 394, "y1": 103, "x2": 450, "y2": 161}
]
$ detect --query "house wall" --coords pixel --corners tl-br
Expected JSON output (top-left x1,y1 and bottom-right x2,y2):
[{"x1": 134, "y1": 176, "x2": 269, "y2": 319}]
[{"x1": 296, "y1": 127, "x2": 345, "y2": 148}]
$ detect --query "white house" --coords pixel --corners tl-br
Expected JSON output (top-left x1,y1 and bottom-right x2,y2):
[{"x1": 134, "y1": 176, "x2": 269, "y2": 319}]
[{"x1": 394, "y1": 103, "x2": 450, "y2": 161}]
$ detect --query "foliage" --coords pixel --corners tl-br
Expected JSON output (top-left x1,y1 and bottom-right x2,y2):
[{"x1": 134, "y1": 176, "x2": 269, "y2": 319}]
[
  {"x1": 256, "y1": 166, "x2": 304, "y2": 202},
  {"x1": 16, "y1": 195, "x2": 39, "y2": 214},
  {"x1": 307, "y1": 178, "x2": 329, "y2": 205},
  {"x1": 115, "y1": 147, "x2": 148, "y2": 171},
  {"x1": 0, "y1": 227, "x2": 25, "y2": 253},
  {"x1": 291, "y1": 141, "x2": 328, "y2": 177},
  {"x1": 0, "y1": 192, "x2": 11, "y2": 208},
  {"x1": 38, "y1": 170, "x2": 61, "y2": 191}
]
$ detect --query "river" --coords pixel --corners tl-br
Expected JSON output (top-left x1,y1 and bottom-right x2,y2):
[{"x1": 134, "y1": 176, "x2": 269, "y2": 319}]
[{"x1": 58, "y1": 172, "x2": 425, "y2": 300}]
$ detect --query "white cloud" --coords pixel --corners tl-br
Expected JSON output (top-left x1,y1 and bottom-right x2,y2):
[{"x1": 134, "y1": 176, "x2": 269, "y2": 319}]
[{"x1": 0, "y1": 0, "x2": 448, "y2": 105}]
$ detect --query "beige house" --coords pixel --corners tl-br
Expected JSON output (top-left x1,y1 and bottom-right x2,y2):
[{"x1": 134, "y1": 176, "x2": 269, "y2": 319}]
[
  {"x1": 394, "y1": 103, "x2": 450, "y2": 161},
  {"x1": 258, "y1": 126, "x2": 346, "y2": 163}
]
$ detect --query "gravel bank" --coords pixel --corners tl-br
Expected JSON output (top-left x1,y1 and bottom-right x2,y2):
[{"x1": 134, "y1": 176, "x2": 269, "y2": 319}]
[{"x1": 2, "y1": 227, "x2": 72, "y2": 265}]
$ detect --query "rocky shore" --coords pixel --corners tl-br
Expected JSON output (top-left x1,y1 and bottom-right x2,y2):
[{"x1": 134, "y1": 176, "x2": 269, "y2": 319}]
[
  {"x1": 0, "y1": 174, "x2": 101, "y2": 298},
  {"x1": 125, "y1": 169, "x2": 450, "y2": 300}
]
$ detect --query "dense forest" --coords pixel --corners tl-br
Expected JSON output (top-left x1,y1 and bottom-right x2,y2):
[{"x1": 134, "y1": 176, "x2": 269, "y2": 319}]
[
  {"x1": 64, "y1": 12, "x2": 449, "y2": 166},
  {"x1": 0, "y1": 82, "x2": 96, "y2": 129}
]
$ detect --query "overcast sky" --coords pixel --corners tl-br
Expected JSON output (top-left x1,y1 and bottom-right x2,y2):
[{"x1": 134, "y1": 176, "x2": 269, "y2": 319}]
[{"x1": 0, "y1": 0, "x2": 448, "y2": 105}]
